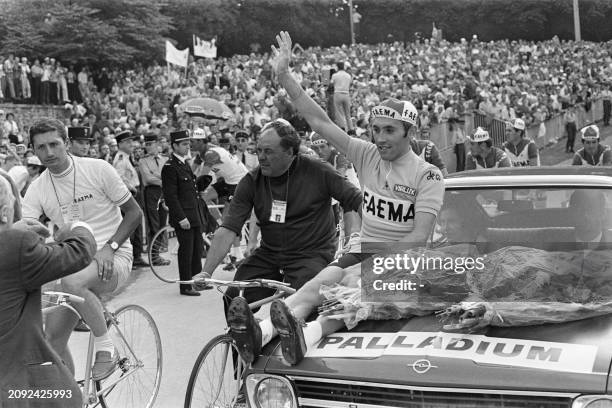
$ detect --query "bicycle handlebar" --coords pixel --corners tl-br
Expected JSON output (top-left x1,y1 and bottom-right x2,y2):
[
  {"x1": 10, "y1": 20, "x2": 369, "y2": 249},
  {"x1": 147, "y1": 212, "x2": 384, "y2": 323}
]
[
  {"x1": 43, "y1": 291, "x2": 86, "y2": 304},
  {"x1": 176, "y1": 278, "x2": 296, "y2": 295}
]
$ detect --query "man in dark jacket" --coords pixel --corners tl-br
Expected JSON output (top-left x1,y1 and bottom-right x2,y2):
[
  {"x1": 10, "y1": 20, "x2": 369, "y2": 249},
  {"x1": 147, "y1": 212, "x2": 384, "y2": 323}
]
[
  {"x1": 161, "y1": 130, "x2": 207, "y2": 296},
  {"x1": 0, "y1": 175, "x2": 97, "y2": 407}
]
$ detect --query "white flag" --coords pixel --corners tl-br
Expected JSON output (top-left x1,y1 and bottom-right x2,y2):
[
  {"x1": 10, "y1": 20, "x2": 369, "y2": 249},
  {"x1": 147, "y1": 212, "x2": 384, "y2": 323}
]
[
  {"x1": 165, "y1": 40, "x2": 189, "y2": 67},
  {"x1": 193, "y1": 35, "x2": 217, "y2": 59}
]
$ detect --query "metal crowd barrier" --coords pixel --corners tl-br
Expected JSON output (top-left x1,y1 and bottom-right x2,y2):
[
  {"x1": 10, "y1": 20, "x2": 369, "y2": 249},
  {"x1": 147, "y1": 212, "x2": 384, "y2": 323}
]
[{"x1": 425, "y1": 99, "x2": 605, "y2": 173}]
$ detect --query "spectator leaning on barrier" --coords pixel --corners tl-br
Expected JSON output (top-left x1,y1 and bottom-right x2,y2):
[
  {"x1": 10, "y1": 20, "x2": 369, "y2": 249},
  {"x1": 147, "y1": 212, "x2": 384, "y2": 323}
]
[
  {"x1": 572, "y1": 124, "x2": 612, "y2": 167},
  {"x1": 449, "y1": 116, "x2": 466, "y2": 172},
  {"x1": 465, "y1": 127, "x2": 512, "y2": 170},
  {"x1": 502, "y1": 117, "x2": 540, "y2": 167}
]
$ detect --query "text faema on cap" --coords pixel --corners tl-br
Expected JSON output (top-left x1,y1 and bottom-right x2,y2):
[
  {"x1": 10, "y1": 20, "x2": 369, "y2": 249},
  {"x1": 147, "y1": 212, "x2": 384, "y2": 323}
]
[
  {"x1": 370, "y1": 98, "x2": 418, "y2": 126},
  {"x1": 468, "y1": 127, "x2": 491, "y2": 143},
  {"x1": 581, "y1": 124, "x2": 600, "y2": 140},
  {"x1": 170, "y1": 129, "x2": 190, "y2": 144},
  {"x1": 507, "y1": 118, "x2": 525, "y2": 131}
]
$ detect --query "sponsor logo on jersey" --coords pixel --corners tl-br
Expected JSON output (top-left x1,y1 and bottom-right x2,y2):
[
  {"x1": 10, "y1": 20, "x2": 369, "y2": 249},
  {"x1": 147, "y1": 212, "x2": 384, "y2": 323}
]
[
  {"x1": 393, "y1": 184, "x2": 416, "y2": 197},
  {"x1": 363, "y1": 189, "x2": 415, "y2": 223},
  {"x1": 73, "y1": 193, "x2": 93, "y2": 203}
]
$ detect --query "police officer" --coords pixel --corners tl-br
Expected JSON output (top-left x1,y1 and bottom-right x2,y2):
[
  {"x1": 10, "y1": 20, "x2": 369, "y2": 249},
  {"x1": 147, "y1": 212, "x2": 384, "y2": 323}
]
[
  {"x1": 113, "y1": 130, "x2": 148, "y2": 268},
  {"x1": 502, "y1": 118, "x2": 540, "y2": 167},
  {"x1": 161, "y1": 130, "x2": 207, "y2": 296},
  {"x1": 465, "y1": 127, "x2": 512, "y2": 170},
  {"x1": 139, "y1": 132, "x2": 169, "y2": 266},
  {"x1": 67, "y1": 126, "x2": 93, "y2": 157},
  {"x1": 572, "y1": 125, "x2": 612, "y2": 166}
]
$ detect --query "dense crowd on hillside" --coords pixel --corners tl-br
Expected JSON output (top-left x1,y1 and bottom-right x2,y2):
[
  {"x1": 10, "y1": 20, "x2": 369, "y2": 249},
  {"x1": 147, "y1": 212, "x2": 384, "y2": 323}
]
[{"x1": 1, "y1": 36, "x2": 611, "y2": 153}]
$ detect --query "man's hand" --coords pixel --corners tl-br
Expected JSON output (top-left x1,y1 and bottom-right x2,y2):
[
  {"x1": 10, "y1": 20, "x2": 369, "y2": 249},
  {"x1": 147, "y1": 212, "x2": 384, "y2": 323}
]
[
  {"x1": 192, "y1": 271, "x2": 211, "y2": 291},
  {"x1": 53, "y1": 223, "x2": 75, "y2": 242},
  {"x1": 179, "y1": 218, "x2": 191, "y2": 230},
  {"x1": 271, "y1": 31, "x2": 293, "y2": 75},
  {"x1": 13, "y1": 219, "x2": 50, "y2": 239},
  {"x1": 244, "y1": 243, "x2": 257, "y2": 258},
  {"x1": 95, "y1": 245, "x2": 115, "y2": 282}
]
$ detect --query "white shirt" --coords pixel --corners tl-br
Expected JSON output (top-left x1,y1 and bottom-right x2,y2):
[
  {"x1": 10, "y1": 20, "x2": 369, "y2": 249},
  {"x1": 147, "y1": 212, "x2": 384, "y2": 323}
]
[{"x1": 23, "y1": 156, "x2": 132, "y2": 252}]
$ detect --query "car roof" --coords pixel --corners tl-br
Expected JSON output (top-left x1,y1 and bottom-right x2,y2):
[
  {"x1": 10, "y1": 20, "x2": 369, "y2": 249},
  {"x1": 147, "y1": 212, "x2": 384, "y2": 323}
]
[{"x1": 445, "y1": 166, "x2": 612, "y2": 189}]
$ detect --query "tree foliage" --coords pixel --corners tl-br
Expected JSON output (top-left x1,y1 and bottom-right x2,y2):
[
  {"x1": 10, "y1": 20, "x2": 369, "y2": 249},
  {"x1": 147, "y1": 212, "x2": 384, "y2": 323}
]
[
  {"x1": 0, "y1": 0, "x2": 172, "y2": 65},
  {"x1": 1, "y1": 0, "x2": 612, "y2": 64}
]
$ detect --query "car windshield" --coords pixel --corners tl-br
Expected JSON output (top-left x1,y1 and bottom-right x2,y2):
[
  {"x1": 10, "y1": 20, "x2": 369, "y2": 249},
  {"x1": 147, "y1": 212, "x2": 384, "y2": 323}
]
[{"x1": 426, "y1": 186, "x2": 612, "y2": 305}]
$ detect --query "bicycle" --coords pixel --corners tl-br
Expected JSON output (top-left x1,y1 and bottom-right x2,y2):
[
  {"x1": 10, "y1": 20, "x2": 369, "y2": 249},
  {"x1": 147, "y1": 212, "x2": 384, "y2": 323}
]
[
  {"x1": 148, "y1": 201, "x2": 253, "y2": 282},
  {"x1": 170, "y1": 278, "x2": 295, "y2": 408},
  {"x1": 42, "y1": 291, "x2": 163, "y2": 408}
]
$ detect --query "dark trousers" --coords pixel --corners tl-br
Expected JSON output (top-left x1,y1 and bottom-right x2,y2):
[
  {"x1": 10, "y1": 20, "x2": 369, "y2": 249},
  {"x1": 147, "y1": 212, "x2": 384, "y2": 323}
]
[
  {"x1": 131, "y1": 189, "x2": 145, "y2": 259},
  {"x1": 144, "y1": 186, "x2": 167, "y2": 258},
  {"x1": 49, "y1": 81, "x2": 58, "y2": 104},
  {"x1": 223, "y1": 248, "x2": 333, "y2": 316},
  {"x1": 604, "y1": 100, "x2": 611, "y2": 126},
  {"x1": 41, "y1": 81, "x2": 50, "y2": 104},
  {"x1": 455, "y1": 143, "x2": 466, "y2": 172},
  {"x1": 32, "y1": 77, "x2": 41, "y2": 104},
  {"x1": 566, "y1": 122, "x2": 577, "y2": 152},
  {"x1": 175, "y1": 225, "x2": 203, "y2": 292}
]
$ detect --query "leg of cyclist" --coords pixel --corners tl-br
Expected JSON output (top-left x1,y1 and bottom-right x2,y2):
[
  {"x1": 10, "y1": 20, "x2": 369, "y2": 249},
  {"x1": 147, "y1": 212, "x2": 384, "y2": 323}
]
[
  {"x1": 58, "y1": 250, "x2": 131, "y2": 380},
  {"x1": 44, "y1": 305, "x2": 80, "y2": 375}
]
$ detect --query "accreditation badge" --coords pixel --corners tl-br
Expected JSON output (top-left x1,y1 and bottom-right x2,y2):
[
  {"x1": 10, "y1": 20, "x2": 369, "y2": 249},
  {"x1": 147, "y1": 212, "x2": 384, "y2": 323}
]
[
  {"x1": 269, "y1": 200, "x2": 287, "y2": 223},
  {"x1": 60, "y1": 202, "x2": 81, "y2": 223}
]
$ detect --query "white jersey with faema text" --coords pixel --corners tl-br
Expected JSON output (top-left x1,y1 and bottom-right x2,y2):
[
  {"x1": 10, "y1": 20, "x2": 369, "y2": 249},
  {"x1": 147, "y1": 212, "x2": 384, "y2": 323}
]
[
  {"x1": 503, "y1": 139, "x2": 540, "y2": 167},
  {"x1": 346, "y1": 137, "x2": 444, "y2": 243},
  {"x1": 22, "y1": 156, "x2": 132, "y2": 253}
]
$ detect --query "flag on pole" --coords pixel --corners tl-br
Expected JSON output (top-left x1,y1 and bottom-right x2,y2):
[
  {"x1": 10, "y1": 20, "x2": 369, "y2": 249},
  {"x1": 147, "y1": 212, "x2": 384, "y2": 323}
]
[
  {"x1": 193, "y1": 35, "x2": 218, "y2": 59},
  {"x1": 165, "y1": 40, "x2": 189, "y2": 67}
]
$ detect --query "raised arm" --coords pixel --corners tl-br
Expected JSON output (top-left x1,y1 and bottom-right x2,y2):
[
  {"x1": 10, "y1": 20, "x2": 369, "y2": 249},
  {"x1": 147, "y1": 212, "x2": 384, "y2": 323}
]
[{"x1": 272, "y1": 31, "x2": 351, "y2": 155}]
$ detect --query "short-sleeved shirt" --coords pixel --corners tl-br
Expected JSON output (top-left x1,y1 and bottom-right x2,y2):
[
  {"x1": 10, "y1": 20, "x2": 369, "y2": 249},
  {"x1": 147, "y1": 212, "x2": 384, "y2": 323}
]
[
  {"x1": 113, "y1": 151, "x2": 139, "y2": 190},
  {"x1": 23, "y1": 156, "x2": 132, "y2": 252},
  {"x1": 572, "y1": 145, "x2": 612, "y2": 166},
  {"x1": 410, "y1": 139, "x2": 446, "y2": 172},
  {"x1": 503, "y1": 139, "x2": 540, "y2": 167},
  {"x1": 221, "y1": 154, "x2": 362, "y2": 258},
  {"x1": 331, "y1": 70, "x2": 352, "y2": 94},
  {"x1": 347, "y1": 138, "x2": 445, "y2": 243},
  {"x1": 466, "y1": 147, "x2": 512, "y2": 170}
]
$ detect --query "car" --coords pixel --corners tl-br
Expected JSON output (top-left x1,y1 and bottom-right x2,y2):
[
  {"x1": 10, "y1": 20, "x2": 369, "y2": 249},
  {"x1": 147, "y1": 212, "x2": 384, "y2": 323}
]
[{"x1": 245, "y1": 166, "x2": 612, "y2": 408}]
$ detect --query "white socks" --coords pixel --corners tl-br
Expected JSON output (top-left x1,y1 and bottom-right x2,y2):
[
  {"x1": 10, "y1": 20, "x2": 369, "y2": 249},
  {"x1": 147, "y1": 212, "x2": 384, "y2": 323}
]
[
  {"x1": 259, "y1": 319, "x2": 323, "y2": 348},
  {"x1": 230, "y1": 246, "x2": 244, "y2": 261},
  {"x1": 94, "y1": 333, "x2": 114, "y2": 355},
  {"x1": 303, "y1": 321, "x2": 323, "y2": 347}
]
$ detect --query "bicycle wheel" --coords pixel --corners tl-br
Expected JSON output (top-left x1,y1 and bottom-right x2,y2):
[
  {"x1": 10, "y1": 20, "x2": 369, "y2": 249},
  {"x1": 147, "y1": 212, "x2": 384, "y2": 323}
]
[
  {"x1": 96, "y1": 305, "x2": 162, "y2": 408},
  {"x1": 185, "y1": 334, "x2": 245, "y2": 408},
  {"x1": 148, "y1": 225, "x2": 179, "y2": 282}
]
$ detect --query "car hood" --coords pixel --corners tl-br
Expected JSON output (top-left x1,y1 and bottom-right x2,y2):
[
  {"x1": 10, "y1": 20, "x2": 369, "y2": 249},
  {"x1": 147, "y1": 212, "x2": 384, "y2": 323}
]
[{"x1": 260, "y1": 313, "x2": 612, "y2": 394}]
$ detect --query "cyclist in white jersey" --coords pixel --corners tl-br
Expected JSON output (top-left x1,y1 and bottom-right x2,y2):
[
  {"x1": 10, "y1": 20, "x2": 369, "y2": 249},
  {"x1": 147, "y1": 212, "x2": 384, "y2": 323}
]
[
  {"x1": 502, "y1": 118, "x2": 540, "y2": 167},
  {"x1": 215, "y1": 31, "x2": 444, "y2": 366},
  {"x1": 465, "y1": 127, "x2": 512, "y2": 170},
  {"x1": 571, "y1": 124, "x2": 612, "y2": 166},
  {"x1": 191, "y1": 128, "x2": 249, "y2": 264}
]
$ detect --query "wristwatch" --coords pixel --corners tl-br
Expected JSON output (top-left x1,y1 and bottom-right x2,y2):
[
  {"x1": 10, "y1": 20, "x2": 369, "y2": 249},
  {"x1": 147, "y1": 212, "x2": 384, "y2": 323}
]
[{"x1": 107, "y1": 240, "x2": 119, "y2": 251}]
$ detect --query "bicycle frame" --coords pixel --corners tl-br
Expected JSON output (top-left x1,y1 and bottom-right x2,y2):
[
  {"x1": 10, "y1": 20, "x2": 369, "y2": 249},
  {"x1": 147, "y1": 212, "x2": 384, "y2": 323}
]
[{"x1": 43, "y1": 293, "x2": 149, "y2": 407}]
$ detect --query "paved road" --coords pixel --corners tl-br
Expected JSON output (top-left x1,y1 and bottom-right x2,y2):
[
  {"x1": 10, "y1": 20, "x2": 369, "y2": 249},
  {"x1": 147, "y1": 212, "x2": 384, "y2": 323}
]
[{"x1": 68, "y1": 263, "x2": 236, "y2": 408}]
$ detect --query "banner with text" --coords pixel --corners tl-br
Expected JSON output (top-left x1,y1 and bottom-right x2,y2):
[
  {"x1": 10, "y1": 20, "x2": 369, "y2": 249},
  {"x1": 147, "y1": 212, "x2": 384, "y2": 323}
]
[{"x1": 193, "y1": 35, "x2": 217, "y2": 59}]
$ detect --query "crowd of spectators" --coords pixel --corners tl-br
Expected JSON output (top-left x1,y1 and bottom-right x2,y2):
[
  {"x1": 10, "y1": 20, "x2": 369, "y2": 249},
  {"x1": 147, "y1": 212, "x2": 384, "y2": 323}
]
[{"x1": 1, "y1": 36, "x2": 612, "y2": 161}]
